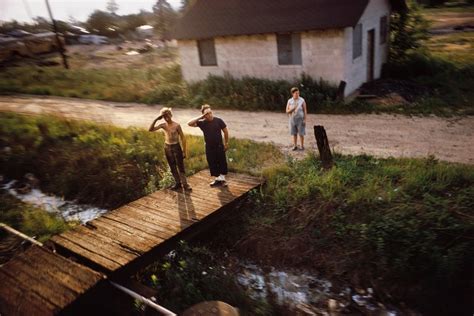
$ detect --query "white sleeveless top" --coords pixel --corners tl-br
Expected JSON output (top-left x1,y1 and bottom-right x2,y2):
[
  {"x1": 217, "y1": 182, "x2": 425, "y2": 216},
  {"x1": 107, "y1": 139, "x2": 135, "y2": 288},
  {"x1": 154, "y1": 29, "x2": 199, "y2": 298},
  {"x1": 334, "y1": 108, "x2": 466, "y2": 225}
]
[{"x1": 287, "y1": 97, "x2": 305, "y2": 119}]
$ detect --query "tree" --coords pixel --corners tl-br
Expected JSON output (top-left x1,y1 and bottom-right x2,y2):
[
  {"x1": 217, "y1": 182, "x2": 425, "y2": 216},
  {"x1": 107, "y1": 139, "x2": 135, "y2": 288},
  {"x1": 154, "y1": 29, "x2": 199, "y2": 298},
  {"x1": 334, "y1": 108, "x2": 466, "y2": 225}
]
[
  {"x1": 106, "y1": 0, "x2": 119, "y2": 15},
  {"x1": 86, "y1": 10, "x2": 117, "y2": 36},
  {"x1": 120, "y1": 13, "x2": 147, "y2": 33},
  {"x1": 180, "y1": 0, "x2": 191, "y2": 12},
  {"x1": 153, "y1": 0, "x2": 178, "y2": 38},
  {"x1": 389, "y1": 0, "x2": 430, "y2": 62}
]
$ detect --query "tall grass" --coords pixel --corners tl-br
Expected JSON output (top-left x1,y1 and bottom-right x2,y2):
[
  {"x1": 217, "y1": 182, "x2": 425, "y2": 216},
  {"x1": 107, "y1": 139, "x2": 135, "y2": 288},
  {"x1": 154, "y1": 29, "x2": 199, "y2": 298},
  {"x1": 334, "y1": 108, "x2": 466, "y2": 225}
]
[
  {"x1": 234, "y1": 154, "x2": 473, "y2": 314},
  {"x1": 382, "y1": 49, "x2": 474, "y2": 115}
]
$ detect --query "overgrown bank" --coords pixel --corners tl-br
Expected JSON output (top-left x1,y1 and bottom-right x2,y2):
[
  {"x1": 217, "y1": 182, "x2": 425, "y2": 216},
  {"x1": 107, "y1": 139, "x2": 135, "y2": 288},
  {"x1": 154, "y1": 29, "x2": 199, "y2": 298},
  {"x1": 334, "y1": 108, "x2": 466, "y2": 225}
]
[{"x1": 139, "y1": 154, "x2": 473, "y2": 315}]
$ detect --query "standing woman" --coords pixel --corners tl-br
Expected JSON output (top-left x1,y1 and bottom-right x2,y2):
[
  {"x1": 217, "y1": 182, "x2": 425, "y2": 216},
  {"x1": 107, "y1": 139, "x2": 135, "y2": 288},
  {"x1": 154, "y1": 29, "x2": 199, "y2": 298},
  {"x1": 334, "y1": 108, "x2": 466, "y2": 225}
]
[{"x1": 286, "y1": 87, "x2": 307, "y2": 150}]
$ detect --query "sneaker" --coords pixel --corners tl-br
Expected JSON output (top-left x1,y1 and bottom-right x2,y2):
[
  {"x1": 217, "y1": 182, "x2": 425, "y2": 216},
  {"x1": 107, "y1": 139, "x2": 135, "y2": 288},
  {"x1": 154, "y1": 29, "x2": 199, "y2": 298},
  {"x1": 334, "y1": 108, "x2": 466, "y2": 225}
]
[
  {"x1": 170, "y1": 183, "x2": 181, "y2": 190},
  {"x1": 292, "y1": 146, "x2": 298, "y2": 151},
  {"x1": 210, "y1": 180, "x2": 221, "y2": 187},
  {"x1": 220, "y1": 180, "x2": 228, "y2": 187},
  {"x1": 300, "y1": 146, "x2": 305, "y2": 150},
  {"x1": 183, "y1": 184, "x2": 192, "y2": 191}
]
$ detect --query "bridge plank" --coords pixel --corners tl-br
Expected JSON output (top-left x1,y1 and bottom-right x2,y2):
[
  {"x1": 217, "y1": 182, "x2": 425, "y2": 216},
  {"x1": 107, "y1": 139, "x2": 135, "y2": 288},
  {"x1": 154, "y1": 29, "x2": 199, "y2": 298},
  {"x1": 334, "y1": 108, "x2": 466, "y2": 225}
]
[
  {"x1": 0, "y1": 268, "x2": 58, "y2": 315},
  {"x1": 52, "y1": 235, "x2": 121, "y2": 271},
  {"x1": 54, "y1": 171, "x2": 262, "y2": 274},
  {"x1": 59, "y1": 228, "x2": 135, "y2": 265},
  {"x1": 92, "y1": 216, "x2": 163, "y2": 246},
  {"x1": 85, "y1": 220, "x2": 152, "y2": 254},
  {"x1": 0, "y1": 245, "x2": 103, "y2": 315}
]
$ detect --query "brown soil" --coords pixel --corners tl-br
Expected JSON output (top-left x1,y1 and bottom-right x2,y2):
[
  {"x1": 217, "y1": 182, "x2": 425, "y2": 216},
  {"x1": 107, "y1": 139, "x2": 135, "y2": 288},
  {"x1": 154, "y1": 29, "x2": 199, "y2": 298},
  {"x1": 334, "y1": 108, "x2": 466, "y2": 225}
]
[{"x1": 1, "y1": 95, "x2": 473, "y2": 164}]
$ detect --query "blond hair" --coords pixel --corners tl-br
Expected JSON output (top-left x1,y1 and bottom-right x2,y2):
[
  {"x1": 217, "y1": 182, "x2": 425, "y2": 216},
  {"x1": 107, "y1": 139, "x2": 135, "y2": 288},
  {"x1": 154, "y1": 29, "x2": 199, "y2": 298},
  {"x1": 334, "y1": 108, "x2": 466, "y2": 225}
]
[{"x1": 201, "y1": 104, "x2": 211, "y2": 114}]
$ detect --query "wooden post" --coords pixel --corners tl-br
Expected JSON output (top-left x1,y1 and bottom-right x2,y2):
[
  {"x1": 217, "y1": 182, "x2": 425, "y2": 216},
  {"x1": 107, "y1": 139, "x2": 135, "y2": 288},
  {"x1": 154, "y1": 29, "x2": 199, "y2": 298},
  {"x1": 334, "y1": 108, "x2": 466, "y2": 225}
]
[
  {"x1": 314, "y1": 125, "x2": 333, "y2": 169},
  {"x1": 335, "y1": 80, "x2": 346, "y2": 101}
]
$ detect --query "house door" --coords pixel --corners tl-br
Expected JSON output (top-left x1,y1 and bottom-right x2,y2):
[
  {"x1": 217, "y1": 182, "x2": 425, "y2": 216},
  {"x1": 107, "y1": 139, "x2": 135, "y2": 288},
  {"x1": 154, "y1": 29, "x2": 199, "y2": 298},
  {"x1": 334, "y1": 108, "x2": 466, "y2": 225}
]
[{"x1": 367, "y1": 29, "x2": 375, "y2": 82}]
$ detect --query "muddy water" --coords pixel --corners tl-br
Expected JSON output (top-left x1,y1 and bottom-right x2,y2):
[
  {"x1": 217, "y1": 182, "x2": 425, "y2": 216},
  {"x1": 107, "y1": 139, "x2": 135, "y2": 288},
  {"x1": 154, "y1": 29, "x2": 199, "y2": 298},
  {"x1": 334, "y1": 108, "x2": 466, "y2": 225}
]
[
  {"x1": 237, "y1": 263, "x2": 404, "y2": 315},
  {"x1": 2, "y1": 179, "x2": 108, "y2": 223}
]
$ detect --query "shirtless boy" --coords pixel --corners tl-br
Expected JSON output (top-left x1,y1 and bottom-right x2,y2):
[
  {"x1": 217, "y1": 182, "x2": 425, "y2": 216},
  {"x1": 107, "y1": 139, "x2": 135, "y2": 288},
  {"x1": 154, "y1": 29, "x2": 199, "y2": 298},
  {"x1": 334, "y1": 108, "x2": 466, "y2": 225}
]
[{"x1": 149, "y1": 107, "x2": 191, "y2": 191}]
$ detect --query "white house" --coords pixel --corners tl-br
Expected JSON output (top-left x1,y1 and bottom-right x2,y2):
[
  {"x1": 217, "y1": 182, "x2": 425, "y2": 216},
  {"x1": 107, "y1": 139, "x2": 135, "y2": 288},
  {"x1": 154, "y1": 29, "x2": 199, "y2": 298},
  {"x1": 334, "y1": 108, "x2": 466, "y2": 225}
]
[{"x1": 172, "y1": 0, "x2": 407, "y2": 97}]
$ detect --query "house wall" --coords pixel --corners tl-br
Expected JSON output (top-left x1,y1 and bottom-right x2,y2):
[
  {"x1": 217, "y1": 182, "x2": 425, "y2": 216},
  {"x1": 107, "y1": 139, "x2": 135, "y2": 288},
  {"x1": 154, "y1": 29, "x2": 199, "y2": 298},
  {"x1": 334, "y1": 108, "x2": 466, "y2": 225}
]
[
  {"x1": 178, "y1": 29, "x2": 346, "y2": 87},
  {"x1": 344, "y1": 0, "x2": 391, "y2": 95},
  {"x1": 177, "y1": 0, "x2": 392, "y2": 97}
]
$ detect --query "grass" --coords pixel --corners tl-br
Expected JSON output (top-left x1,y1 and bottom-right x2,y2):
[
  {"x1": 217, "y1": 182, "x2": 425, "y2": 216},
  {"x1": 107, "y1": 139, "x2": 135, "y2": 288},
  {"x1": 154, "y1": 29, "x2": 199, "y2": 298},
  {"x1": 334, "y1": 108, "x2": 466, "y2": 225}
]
[
  {"x1": 0, "y1": 194, "x2": 72, "y2": 243},
  {"x1": 0, "y1": 64, "x2": 186, "y2": 104},
  {"x1": 230, "y1": 154, "x2": 474, "y2": 315},
  {"x1": 381, "y1": 48, "x2": 474, "y2": 115},
  {"x1": 425, "y1": 32, "x2": 474, "y2": 65}
]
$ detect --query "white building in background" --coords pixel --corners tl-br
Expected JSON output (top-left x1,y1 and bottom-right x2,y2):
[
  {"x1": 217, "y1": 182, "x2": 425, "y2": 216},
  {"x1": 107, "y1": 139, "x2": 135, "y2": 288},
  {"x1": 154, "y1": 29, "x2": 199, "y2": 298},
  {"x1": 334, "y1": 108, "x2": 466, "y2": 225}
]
[
  {"x1": 136, "y1": 25, "x2": 154, "y2": 39},
  {"x1": 171, "y1": 0, "x2": 407, "y2": 97}
]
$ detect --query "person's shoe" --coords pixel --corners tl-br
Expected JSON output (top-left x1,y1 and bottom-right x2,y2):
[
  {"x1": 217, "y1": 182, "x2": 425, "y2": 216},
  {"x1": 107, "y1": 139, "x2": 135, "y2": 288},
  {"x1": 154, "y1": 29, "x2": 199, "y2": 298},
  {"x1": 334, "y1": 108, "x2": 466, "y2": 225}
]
[
  {"x1": 183, "y1": 184, "x2": 192, "y2": 191},
  {"x1": 292, "y1": 146, "x2": 298, "y2": 151},
  {"x1": 210, "y1": 179, "x2": 221, "y2": 187},
  {"x1": 220, "y1": 180, "x2": 228, "y2": 187},
  {"x1": 170, "y1": 183, "x2": 181, "y2": 190},
  {"x1": 300, "y1": 146, "x2": 305, "y2": 151}
]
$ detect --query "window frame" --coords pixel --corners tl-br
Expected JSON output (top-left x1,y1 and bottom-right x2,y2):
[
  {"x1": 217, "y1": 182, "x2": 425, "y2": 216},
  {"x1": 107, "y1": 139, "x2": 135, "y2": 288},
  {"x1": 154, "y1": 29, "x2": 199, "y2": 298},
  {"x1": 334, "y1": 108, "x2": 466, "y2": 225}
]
[
  {"x1": 197, "y1": 38, "x2": 217, "y2": 66},
  {"x1": 276, "y1": 33, "x2": 302, "y2": 66},
  {"x1": 353, "y1": 23, "x2": 363, "y2": 60}
]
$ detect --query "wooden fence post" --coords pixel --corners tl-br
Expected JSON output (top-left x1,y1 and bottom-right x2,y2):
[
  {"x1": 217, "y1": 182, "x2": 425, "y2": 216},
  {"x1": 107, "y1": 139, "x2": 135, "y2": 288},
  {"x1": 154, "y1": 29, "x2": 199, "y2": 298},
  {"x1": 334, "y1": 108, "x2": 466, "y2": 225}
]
[{"x1": 314, "y1": 125, "x2": 334, "y2": 169}]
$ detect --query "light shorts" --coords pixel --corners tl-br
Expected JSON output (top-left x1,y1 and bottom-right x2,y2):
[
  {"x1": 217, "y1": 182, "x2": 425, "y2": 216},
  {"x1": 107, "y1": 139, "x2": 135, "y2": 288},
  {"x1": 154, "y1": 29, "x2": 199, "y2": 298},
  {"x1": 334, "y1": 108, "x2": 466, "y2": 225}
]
[{"x1": 289, "y1": 116, "x2": 306, "y2": 136}]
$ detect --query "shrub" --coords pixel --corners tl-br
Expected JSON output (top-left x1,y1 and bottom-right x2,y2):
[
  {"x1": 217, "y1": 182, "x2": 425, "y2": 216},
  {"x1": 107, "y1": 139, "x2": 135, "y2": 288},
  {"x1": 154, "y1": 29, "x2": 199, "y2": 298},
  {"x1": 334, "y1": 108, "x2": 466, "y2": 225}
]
[
  {"x1": 188, "y1": 73, "x2": 338, "y2": 112},
  {"x1": 138, "y1": 241, "x2": 271, "y2": 315}
]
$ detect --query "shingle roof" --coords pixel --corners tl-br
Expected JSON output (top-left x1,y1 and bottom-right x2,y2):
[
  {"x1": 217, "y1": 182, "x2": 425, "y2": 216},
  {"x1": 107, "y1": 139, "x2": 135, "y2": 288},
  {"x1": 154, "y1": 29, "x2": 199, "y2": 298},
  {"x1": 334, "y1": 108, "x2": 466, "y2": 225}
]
[{"x1": 172, "y1": 0, "x2": 406, "y2": 40}]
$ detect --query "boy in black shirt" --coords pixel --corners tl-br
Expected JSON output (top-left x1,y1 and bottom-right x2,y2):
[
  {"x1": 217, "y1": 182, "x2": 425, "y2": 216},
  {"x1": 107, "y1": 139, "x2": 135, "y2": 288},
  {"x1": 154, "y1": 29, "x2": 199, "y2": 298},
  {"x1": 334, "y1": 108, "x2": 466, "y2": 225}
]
[{"x1": 188, "y1": 104, "x2": 229, "y2": 186}]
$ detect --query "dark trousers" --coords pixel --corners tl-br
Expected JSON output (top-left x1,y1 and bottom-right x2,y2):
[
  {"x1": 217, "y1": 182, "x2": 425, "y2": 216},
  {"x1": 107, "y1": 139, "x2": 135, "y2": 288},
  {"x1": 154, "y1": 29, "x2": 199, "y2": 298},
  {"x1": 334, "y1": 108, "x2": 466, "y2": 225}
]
[
  {"x1": 164, "y1": 143, "x2": 187, "y2": 185},
  {"x1": 206, "y1": 144, "x2": 228, "y2": 177}
]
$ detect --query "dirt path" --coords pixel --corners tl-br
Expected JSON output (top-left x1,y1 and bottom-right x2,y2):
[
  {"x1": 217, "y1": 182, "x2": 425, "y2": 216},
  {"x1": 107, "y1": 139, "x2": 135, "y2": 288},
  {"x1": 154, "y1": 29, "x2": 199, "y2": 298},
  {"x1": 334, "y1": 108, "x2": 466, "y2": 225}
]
[{"x1": 1, "y1": 95, "x2": 473, "y2": 164}]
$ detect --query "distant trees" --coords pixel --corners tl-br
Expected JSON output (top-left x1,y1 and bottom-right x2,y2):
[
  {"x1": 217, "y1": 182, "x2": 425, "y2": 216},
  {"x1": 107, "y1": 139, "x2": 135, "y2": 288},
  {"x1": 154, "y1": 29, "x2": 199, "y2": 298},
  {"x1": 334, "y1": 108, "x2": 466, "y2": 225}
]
[
  {"x1": 86, "y1": 10, "x2": 117, "y2": 36},
  {"x1": 106, "y1": 0, "x2": 119, "y2": 15},
  {"x1": 153, "y1": 0, "x2": 178, "y2": 39}
]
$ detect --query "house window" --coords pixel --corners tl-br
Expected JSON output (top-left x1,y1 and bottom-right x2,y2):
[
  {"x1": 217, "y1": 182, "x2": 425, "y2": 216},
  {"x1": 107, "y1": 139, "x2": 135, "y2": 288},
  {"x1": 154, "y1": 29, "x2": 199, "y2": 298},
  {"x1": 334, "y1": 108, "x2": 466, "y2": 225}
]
[
  {"x1": 353, "y1": 23, "x2": 362, "y2": 59},
  {"x1": 277, "y1": 33, "x2": 302, "y2": 65},
  {"x1": 380, "y1": 16, "x2": 388, "y2": 44},
  {"x1": 197, "y1": 38, "x2": 217, "y2": 66}
]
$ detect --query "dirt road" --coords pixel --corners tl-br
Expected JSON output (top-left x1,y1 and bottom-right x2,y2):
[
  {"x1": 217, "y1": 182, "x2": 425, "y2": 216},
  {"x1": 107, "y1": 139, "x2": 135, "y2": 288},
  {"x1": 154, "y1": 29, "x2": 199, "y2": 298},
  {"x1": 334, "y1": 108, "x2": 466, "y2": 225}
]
[{"x1": 1, "y1": 95, "x2": 473, "y2": 164}]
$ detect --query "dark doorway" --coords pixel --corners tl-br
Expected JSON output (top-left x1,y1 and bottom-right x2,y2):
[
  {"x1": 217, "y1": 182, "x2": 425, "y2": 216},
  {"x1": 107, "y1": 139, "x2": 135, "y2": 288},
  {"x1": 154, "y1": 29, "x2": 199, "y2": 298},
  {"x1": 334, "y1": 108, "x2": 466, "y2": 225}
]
[{"x1": 367, "y1": 29, "x2": 375, "y2": 82}]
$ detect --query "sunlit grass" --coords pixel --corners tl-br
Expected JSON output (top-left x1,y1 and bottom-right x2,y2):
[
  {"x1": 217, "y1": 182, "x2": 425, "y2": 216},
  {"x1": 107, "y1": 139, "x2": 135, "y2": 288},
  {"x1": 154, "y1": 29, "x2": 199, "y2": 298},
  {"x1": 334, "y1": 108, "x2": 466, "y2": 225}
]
[{"x1": 425, "y1": 32, "x2": 474, "y2": 65}]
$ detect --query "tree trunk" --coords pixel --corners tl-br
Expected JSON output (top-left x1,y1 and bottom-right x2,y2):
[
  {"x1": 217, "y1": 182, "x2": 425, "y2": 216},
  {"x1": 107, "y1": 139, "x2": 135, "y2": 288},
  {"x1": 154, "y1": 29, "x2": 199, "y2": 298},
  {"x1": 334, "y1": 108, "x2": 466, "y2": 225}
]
[{"x1": 314, "y1": 125, "x2": 334, "y2": 169}]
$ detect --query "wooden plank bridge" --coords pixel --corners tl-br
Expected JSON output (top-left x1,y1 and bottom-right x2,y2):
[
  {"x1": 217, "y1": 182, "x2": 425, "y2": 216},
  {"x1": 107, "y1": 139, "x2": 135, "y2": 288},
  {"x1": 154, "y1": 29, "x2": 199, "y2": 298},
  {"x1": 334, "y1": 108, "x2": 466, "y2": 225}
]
[{"x1": 0, "y1": 170, "x2": 263, "y2": 315}]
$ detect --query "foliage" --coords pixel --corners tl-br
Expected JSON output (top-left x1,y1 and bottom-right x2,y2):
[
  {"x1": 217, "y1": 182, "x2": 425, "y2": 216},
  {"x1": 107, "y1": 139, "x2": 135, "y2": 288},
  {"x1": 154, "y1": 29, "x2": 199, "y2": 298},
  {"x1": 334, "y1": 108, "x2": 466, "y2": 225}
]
[
  {"x1": 382, "y1": 50, "x2": 474, "y2": 113},
  {"x1": 188, "y1": 73, "x2": 339, "y2": 112},
  {"x1": 235, "y1": 154, "x2": 473, "y2": 314},
  {"x1": 0, "y1": 194, "x2": 71, "y2": 242},
  {"x1": 390, "y1": 0, "x2": 430, "y2": 63},
  {"x1": 137, "y1": 241, "x2": 271, "y2": 315},
  {"x1": 86, "y1": 10, "x2": 118, "y2": 36},
  {"x1": 153, "y1": 0, "x2": 178, "y2": 38},
  {"x1": 0, "y1": 112, "x2": 282, "y2": 208}
]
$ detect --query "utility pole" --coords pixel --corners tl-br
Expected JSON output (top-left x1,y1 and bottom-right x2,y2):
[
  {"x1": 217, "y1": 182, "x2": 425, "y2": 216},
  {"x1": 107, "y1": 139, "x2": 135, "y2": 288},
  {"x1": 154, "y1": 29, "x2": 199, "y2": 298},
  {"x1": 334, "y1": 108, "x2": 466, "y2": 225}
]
[{"x1": 45, "y1": 0, "x2": 69, "y2": 69}]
